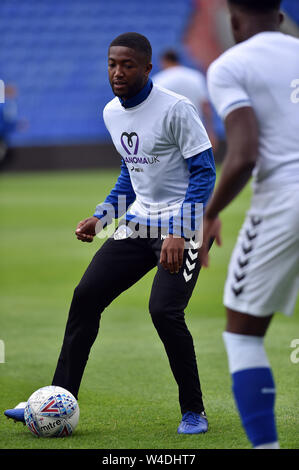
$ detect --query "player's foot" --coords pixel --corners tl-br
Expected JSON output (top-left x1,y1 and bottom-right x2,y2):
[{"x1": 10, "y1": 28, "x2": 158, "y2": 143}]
[
  {"x1": 4, "y1": 402, "x2": 26, "y2": 424},
  {"x1": 177, "y1": 411, "x2": 208, "y2": 434}
]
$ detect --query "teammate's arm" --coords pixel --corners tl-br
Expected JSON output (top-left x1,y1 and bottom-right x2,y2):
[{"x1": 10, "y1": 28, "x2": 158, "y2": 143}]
[
  {"x1": 200, "y1": 106, "x2": 259, "y2": 266},
  {"x1": 202, "y1": 100, "x2": 218, "y2": 151},
  {"x1": 75, "y1": 160, "x2": 136, "y2": 243}
]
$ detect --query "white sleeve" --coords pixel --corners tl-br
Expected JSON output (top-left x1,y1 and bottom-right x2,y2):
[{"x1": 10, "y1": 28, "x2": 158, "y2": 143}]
[
  {"x1": 207, "y1": 57, "x2": 252, "y2": 121},
  {"x1": 102, "y1": 104, "x2": 110, "y2": 132},
  {"x1": 169, "y1": 100, "x2": 211, "y2": 159}
]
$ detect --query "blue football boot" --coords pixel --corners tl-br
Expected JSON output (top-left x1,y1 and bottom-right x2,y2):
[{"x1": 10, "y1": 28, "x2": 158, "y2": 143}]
[
  {"x1": 177, "y1": 411, "x2": 208, "y2": 434},
  {"x1": 4, "y1": 402, "x2": 26, "y2": 424}
]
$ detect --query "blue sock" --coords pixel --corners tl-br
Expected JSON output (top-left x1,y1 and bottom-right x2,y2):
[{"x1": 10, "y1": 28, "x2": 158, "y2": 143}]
[
  {"x1": 232, "y1": 367, "x2": 277, "y2": 447},
  {"x1": 223, "y1": 332, "x2": 279, "y2": 448}
]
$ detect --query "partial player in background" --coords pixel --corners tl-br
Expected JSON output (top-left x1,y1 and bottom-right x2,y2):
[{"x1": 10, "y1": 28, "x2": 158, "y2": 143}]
[
  {"x1": 152, "y1": 49, "x2": 217, "y2": 151},
  {"x1": 201, "y1": 0, "x2": 299, "y2": 449},
  {"x1": 0, "y1": 84, "x2": 27, "y2": 169}
]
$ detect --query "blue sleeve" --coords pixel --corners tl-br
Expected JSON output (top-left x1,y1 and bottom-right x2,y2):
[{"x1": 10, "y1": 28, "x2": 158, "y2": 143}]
[
  {"x1": 93, "y1": 159, "x2": 136, "y2": 225},
  {"x1": 169, "y1": 147, "x2": 216, "y2": 236}
]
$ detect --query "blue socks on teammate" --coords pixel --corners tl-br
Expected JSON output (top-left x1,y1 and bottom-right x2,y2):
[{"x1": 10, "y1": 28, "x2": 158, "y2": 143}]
[{"x1": 223, "y1": 331, "x2": 279, "y2": 449}]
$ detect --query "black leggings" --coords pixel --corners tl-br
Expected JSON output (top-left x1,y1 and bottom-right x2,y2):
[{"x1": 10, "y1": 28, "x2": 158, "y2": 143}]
[{"x1": 52, "y1": 231, "x2": 205, "y2": 414}]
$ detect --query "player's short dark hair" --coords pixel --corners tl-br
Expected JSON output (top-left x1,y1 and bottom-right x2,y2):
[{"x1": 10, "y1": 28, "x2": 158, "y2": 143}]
[
  {"x1": 109, "y1": 32, "x2": 152, "y2": 63},
  {"x1": 161, "y1": 49, "x2": 180, "y2": 64},
  {"x1": 228, "y1": 0, "x2": 281, "y2": 12}
]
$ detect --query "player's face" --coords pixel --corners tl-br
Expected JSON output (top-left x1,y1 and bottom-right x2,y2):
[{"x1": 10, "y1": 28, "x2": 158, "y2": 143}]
[
  {"x1": 228, "y1": 5, "x2": 284, "y2": 44},
  {"x1": 108, "y1": 46, "x2": 152, "y2": 100}
]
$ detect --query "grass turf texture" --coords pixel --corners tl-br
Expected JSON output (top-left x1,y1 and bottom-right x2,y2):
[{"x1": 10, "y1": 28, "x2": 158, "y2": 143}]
[{"x1": 0, "y1": 168, "x2": 298, "y2": 450}]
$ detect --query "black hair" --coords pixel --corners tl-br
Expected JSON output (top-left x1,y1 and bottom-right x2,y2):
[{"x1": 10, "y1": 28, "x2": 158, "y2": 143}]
[
  {"x1": 161, "y1": 49, "x2": 180, "y2": 63},
  {"x1": 109, "y1": 32, "x2": 152, "y2": 63},
  {"x1": 228, "y1": 0, "x2": 281, "y2": 12}
]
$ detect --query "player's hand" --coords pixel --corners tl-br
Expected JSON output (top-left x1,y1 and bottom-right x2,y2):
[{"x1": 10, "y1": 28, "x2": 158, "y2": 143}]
[
  {"x1": 75, "y1": 216, "x2": 101, "y2": 243},
  {"x1": 160, "y1": 235, "x2": 185, "y2": 274},
  {"x1": 199, "y1": 216, "x2": 222, "y2": 267}
]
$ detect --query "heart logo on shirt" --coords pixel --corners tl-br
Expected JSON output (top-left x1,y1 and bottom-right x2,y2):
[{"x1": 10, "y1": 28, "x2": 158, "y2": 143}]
[{"x1": 120, "y1": 132, "x2": 139, "y2": 155}]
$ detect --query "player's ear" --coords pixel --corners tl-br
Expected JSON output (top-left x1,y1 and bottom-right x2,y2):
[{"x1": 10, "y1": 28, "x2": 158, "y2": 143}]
[
  {"x1": 145, "y1": 62, "x2": 152, "y2": 76},
  {"x1": 279, "y1": 11, "x2": 284, "y2": 25},
  {"x1": 231, "y1": 14, "x2": 239, "y2": 35}
]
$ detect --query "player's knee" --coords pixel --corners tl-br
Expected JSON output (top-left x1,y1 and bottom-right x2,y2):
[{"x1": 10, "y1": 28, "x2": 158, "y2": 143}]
[
  {"x1": 149, "y1": 297, "x2": 182, "y2": 327},
  {"x1": 148, "y1": 295, "x2": 165, "y2": 321},
  {"x1": 73, "y1": 282, "x2": 91, "y2": 303},
  {"x1": 72, "y1": 281, "x2": 103, "y2": 311}
]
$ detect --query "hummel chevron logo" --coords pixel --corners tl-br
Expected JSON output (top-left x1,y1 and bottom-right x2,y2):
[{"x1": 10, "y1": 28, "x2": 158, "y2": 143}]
[
  {"x1": 186, "y1": 258, "x2": 196, "y2": 271},
  {"x1": 188, "y1": 250, "x2": 198, "y2": 261},
  {"x1": 238, "y1": 257, "x2": 249, "y2": 268},
  {"x1": 232, "y1": 285, "x2": 244, "y2": 296},
  {"x1": 242, "y1": 243, "x2": 253, "y2": 255},
  {"x1": 234, "y1": 272, "x2": 246, "y2": 282},
  {"x1": 183, "y1": 270, "x2": 193, "y2": 282},
  {"x1": 189, "y1": 238, "x2": 200, "y2": 249},
  {"x1": 246, "y1": 229, "x2": 257, "y2": 241},
  {"x1": 250, "y1": 216, "x2": 262, "y2": 226}
]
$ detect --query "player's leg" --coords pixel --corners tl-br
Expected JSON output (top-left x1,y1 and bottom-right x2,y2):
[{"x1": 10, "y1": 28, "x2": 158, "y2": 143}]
[
  {"x1": 222, "y1": 189, "x2": 299, "y2": 448},
  {"x1": 52, "y1": 234, "x2": 157, "y2": 399},
  {"x1": 149, "y1": 236, "x2": 207, "y2": 433},
  {"x1": 223, "y1": 309, "x2": 279, "y2": 449}
]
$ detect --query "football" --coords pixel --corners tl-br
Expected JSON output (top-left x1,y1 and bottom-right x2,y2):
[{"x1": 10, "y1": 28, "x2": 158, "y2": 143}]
[{"x1": 24, "y1": 385, "x2": 79, "y2": 437}]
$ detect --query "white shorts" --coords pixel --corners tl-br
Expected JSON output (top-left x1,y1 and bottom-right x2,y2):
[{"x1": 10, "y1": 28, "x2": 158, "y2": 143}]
[{"x1": 224, "y1": 188, "x2": 299, "y2": 317}]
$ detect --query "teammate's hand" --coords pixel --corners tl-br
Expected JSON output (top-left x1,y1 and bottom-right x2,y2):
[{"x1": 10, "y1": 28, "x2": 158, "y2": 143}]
[
  {"x1": 75, "y1": 216, "x2": 101, "y2": 243},
  {"x1": 199, "y1": 216, "x2": 222, "y2": 267},
  {"x1": 160, "y1": 235, "x2": 185, "y2": 274}
]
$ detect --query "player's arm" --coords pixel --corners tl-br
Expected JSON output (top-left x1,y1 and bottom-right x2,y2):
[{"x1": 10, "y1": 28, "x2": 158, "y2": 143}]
[
  {"x1": 160, "y1": 100, "x2": 215, "y2": 273},
  {"x1": 76, "y1": 160, "x2": 136, "y2": 243},
  {"x1": 206, "y1": 106, "x2": 258, "y2": 218},
  {"x1": 199, "y1": 56, "x2": 260, "y2": 265},
  {"x1": 201, "y1": 100, "x2": 218, "y2": 151},
  {"x1": 200, "y1": 106, "x2": 259, "y2": 265},
  {"x1": 161, "y1": 148, "x2": 216, "y2": 273}
]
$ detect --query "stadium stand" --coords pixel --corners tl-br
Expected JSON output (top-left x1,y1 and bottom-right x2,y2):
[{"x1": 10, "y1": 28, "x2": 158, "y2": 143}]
[
  {"x1": 282, "y1": 0, "x2": 299, "y2": 25},
  {"x1": 0, "y1": 0, "x2": 193, "y2": 147}
]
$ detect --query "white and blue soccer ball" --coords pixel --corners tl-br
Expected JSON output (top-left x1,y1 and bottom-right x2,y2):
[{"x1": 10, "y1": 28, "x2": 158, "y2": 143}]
[{"x1": 24, "y1": 385, "x2": 79, "y2": 437}]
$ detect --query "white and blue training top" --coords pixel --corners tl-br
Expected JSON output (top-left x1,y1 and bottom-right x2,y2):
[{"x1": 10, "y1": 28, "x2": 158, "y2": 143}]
[{"x1": 94, "y1": 79, "x2": 216, "y2": 235}]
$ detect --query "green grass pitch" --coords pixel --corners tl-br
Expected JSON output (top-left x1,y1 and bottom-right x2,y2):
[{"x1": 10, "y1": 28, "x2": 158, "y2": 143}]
[{"x1": 0, "y1": 168, "x2": 298, "y2": 450}]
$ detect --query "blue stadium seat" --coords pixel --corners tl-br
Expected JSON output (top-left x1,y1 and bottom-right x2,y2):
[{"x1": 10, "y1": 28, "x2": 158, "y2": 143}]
[{"x1": 0, "y1": 0, "x2": 193, "y2": 146}]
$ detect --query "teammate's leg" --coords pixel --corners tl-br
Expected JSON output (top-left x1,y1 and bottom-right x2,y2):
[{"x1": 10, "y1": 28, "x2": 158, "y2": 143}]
[
  {"x1": 52, "y1": 236, "x2": 157, "y2": 398},
  {"x1": 223, "y1": 308, "x2": 279, "y2": 449},
  {"x1": 222, "y1": 190, "x2": 299, "y2": 448}
]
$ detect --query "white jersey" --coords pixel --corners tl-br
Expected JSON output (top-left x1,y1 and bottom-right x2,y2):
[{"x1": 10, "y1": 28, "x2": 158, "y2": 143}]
[
  {"x1": 153, "y1": 65, "x2": 208, "y2": 119},
  {"x1": 103, "y1": 84, "x2": 211, "y2": 221},
  {"x1": 207, "y1": 32, "x2": 299, "y2": 191}
]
